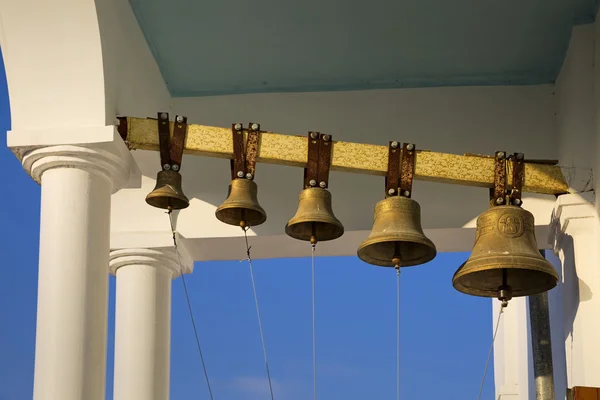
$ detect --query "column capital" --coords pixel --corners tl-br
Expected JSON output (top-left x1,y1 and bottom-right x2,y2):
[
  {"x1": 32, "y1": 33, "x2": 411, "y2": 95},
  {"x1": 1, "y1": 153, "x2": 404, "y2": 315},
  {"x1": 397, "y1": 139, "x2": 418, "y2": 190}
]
[
  {"x1": 549, "y1": 192, "x2": 597, "y2": 255},
  {"x1": 109, "y1": 243, "x2": 194, "y2": 278},
  {"x1": 8, "y1": 125, "x2": 140, "y2": 193}
]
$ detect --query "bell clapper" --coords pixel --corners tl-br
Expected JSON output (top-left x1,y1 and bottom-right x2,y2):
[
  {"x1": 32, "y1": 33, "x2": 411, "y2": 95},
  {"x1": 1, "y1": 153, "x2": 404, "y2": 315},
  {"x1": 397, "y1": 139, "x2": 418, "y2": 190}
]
[{"x1": 497, "y1": 268, "x2": 512, "y2": 308}]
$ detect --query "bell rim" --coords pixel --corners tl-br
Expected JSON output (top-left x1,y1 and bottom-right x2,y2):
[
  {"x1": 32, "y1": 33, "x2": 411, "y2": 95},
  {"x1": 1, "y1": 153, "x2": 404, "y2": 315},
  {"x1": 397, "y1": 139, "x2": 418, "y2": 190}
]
[
  {"x1": 215, "y1": 205, "x2": 268, "y2": 227},
  {"x1": 284, "y1": 220, "x2": 345, "y2": 242},
  {"x1": 452, "y1": 255, "x2": 559, "y2": 281},
  {"x1": 145, "y1": 192, "x2": 190, "y2": 210},
  {"x1": 357, "y1": 245, "x2": 437, "y2": 268}
]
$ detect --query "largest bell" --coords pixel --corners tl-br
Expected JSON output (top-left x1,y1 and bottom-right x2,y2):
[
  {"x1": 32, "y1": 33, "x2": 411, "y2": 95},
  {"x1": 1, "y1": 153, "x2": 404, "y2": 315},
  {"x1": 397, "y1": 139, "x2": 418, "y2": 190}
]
[
  {"x1": 146, "y1": 170, "x2": 189, "y2": 210},
  {"x1": 357, "y1": 196, "x2": 436, "y2": 267},
  {"x1": 285, "y1": 188, "x2": 344, "y2": 242},
  {"x1": 215, "y1": 178, "x2": 267, "y2": 227},
  {"x1": 453, "y1": 205, "x2": 558, "y2": 298}
]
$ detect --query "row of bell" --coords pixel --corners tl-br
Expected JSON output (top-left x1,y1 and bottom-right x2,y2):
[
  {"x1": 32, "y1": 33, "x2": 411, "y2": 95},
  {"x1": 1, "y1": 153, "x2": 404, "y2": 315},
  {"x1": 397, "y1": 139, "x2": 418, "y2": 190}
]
[{"x1": 147, "y1": 171, "x2": 558, "y2": 301}]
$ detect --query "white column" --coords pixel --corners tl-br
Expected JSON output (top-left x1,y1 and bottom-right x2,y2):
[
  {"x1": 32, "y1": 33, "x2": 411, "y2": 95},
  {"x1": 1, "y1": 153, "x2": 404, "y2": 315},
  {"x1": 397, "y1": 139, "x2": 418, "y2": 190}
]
[
  {"x1": 110, "y1": 247, "x2": 193, "y2": 400},
  {"x1": 21, "y1": 145, "x2": 129, "y2": 400}
]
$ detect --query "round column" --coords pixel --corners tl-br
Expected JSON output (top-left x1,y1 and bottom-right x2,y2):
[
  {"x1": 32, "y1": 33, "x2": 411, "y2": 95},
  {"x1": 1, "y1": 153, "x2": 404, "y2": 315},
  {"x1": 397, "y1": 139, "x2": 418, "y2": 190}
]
[
  {"x1": 110, "y1": 248, "x2": 181, "y2": 400},
  {"x1": 22, "y1": 145, "x2": 129, "y2": 400}
]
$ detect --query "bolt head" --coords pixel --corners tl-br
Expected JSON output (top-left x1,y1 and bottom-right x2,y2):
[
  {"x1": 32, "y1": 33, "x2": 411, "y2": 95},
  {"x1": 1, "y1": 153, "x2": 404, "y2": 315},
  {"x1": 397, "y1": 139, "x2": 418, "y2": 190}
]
[
  {"x1": 322, "y1": 134, "x2": 330, "y2": 142},
  {"x1": 176, "y1": 115, "x2": 184, "y2": 123},
  {"x1": 237, "y1": 171, "x2": 244, "y2": 178},
  {"x1": 309, "y1": 179, "x2": 317, "y2": 187},
  {"x1": 310, "y1": 132, "x2": 318, "y2": 139},
  {"x1": 160, "y1": 113, "x2": 168, "y2": 120},
  {"x1": 163, "y1": 164, "x2": 171, "y2": 170},
  {"x1": 319, "y1": 181, "x2": 326, "y2": 188},
  {"x1": 497, "y1": 151, "x2": 505, "y2": 159},
  {"x1": 251, "y1": 123, "x2": 259, "y2": 131},
  {"x1": 172, "y1": 164, "x2": 179, "y2": 171},
  {"x1": 234, "y1": 123, "x2": 242, "y2": 131},
  {"x1": 513, "y1": 198, "x2": 522, "y2": 206},
  {"x1": 391, "y1": 141, "x2": 399, "y2": 149},
  {"x1": 496, "y1": 197, "x2": 504, "y2": 204},
  {"x1": 516, "y1": 153, "x2": 524, "y2": 160},
  {"x1": 403, "y1": 190, "x2": 410, "y2": 197},
  {"x1": 388, "y1": 188, "x2": 396, "y2": 195},
  {"x1": 246, "y1": 173, "x2": 253, "y2": 179},
  {"x1": 406, "y1": 144, "x2": 414, "y2": 151}
]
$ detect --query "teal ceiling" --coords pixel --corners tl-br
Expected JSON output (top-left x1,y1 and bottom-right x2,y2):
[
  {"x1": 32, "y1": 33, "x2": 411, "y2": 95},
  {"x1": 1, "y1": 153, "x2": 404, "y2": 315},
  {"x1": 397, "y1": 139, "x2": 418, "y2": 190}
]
[{"x1": 130, "y1": 0, "x2": 598, "y2": 97}]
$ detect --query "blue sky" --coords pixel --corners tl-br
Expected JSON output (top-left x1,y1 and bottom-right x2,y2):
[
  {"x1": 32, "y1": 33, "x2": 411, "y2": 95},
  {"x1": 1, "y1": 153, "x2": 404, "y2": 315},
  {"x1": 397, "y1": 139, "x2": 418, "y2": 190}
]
[{"x1": 0, "y1": 51, "x2": 495, "y2": 400}]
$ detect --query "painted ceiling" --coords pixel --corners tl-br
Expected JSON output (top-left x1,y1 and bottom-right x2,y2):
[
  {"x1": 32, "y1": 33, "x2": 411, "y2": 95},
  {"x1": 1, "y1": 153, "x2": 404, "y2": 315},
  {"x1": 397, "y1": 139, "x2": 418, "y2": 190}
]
[{"x1": 130, "y1": 0, "x2": 598, "y2": 97}]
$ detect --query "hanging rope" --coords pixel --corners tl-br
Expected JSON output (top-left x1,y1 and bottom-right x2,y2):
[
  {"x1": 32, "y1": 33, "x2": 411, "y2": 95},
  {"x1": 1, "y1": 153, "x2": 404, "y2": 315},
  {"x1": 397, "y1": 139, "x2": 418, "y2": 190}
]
[
  {"x1": 396, "y1": 267, "x2": 401, "y2": 400},
  {"x1": 168, "y1": 210, "x2": 215, "y2": 400},
  {"x1": 477, "y1": 302, "x2": 506, "y2": 400},
  {"x1": 241, "y1": 227, "x2": 275, "y2": 400},
  {"x1": 311, "y1": 242, "x2": 317, "y2": 400}
]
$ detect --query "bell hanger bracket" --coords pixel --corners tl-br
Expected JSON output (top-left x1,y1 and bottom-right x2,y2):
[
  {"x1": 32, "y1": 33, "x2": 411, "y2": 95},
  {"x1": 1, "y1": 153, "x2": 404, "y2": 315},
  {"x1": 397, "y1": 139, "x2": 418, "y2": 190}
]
[
  {"x1": 385, "y1": 141, "x2": 416, "y2": 198},
  {"x1": 157, "y1": 112, "x2": 187, "y2": 172},
  {"x1": 304, "y1": 131, "x2": 332, "y2": 189},
  {"x1": 230, "y1": 122, "x2": 261, "y2": 181},
  {"x1": 490, "y1": 151, "x2": 525, "y2": 207}
]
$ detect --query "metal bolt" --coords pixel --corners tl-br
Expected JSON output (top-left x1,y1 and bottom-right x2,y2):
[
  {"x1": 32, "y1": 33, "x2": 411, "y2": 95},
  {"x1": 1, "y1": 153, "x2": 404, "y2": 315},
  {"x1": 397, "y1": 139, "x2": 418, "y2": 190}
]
[
  {"x1": 163, "y1": 164, "x2": 171, "y2": 170},
  {"x1": 406, "y1": 144, "x2": 414, "y2": 151},
  {"x1": 497, "y1": 151, "x2": 505, "y2": 159},
  {"x1": 391, "y1": 141, "x2": 399, "y2": 148},
  {"x1": 513, "y1": 198, "x2": 522, "y2": 206},
  {"x1": 404, "y1": 190, "x2": 410, "y2": 197},
  {"x1": 516, "y1": 153, "x2": 524, "y2": 160},
  {"x1": 160, "y1": 113, "x2": 168, "y2": 120},
  {"x1": 251, "y1": 123, "x2": 259, "y2": 131},
  {"x1": 176, "y1": 115, "x2": 184, "y2": 123},
  {"x1": 234, "y1": 123, "x2": 242, "y2": 131},
  {"x1": 172, "y1": 164, "x2": 179, "y2": 171},
  {"x1": 322, "y1": 134, "x2": 330, "y2": 142},
  {"x1": 496, "y1": 197, "x2": 504, "y2": 205},
  {"x1": 237, "y1": 171, "x2": 244, "y2": 178},
  {"x1": 388, "y1": 188, "x2": 396, "y2": 195},
  {"x1": 246, "y1": 172, "x2": 253, "y2": 179},
  {"x1": 319, "y1": 181, "x2": 326, "y2": 188},
  {"x1": 310, "y1": 132, "x2": 318, "y2": 139},
  {"x1": 309, "y1": 179, "x2": 317, "y2": 187}
]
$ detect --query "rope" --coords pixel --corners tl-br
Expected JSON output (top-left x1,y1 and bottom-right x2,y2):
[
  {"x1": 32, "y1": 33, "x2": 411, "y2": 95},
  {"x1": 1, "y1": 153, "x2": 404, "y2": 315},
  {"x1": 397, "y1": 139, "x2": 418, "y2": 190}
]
[
  {"x1": 477, "y1": 302, "x2": 506, "y2": 400},
  {"x1": 242, "y1": 227, "x2": 275, "y2": 400},
  {"x1": 396, "y1": 268, "x2": 401, "y2": 400},
  {"x1": 168, "y1": 211, "x2": 215, "y2": 400},
  {"x1": 312, "y1": 243, "x2": 317, "y2": 400}
]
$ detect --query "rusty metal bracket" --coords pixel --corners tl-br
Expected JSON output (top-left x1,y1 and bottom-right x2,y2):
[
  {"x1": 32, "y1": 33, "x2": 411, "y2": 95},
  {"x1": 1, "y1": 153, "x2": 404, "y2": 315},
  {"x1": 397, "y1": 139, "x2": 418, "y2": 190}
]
[
  {"x1": 304, "y1": 132, "x2": 321, "y2": 188},
  {"x1": 317, "y1": 134, "x2": 333, "y2": 188},
  {"x1": 385, "y1": 141, "x2": 401, "y2": 196},
  {"x1": 231, "y1": 123, "x2": 246, "y2": 179},
  {"x1": 491, "y1": 151, "x2": 507, "y2": 206},
  {"x1": 400, "y1": 143, "x2": 416, "y2": 198},
  {"x1": 246, "y1": 123, "x2": 260, "y2": 180},
  {"x1": 510, "y1": 152, "x2": 525, "y2": 206},
  {"x1": 117, "y1": 116, "x2": 128, "y2": 141},
  {"x1": 157, "y1": 112, "x2": 172, "y2": 170},
  {"x1": 170, "y1": 115, "x2": 187, "y2": 171}
]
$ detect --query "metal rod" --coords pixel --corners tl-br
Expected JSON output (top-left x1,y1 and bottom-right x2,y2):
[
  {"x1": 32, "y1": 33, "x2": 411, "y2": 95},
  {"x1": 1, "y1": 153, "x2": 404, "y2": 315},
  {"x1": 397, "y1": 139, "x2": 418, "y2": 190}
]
[{"x1": 529, "y1": 252, "x2": 556, "y2": 400}]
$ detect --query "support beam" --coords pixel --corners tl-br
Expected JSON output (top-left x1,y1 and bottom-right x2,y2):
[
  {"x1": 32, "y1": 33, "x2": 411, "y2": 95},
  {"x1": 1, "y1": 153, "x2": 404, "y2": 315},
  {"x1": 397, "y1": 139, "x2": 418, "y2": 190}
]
[{"x1": 122, "y1": 117, "x2": 568, "y2": 195}]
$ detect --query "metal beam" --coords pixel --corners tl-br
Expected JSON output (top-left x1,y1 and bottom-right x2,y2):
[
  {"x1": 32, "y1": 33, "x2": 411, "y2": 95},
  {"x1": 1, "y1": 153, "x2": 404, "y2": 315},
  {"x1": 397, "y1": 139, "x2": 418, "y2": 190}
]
[{"x1": 121, "y1": 117, "x2": 569, "y2": 195}]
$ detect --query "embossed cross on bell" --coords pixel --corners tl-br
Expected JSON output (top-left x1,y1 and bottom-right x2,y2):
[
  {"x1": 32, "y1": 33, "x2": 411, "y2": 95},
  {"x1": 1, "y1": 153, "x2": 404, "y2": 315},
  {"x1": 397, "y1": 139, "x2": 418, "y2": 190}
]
[
  {"x1": 357, "y1": 142, "x2": 436, "y2": 268},
  {"x1": 215, "y1": 123, "x2": 267, "y2": 228},
  {"x1": 145, "y1": 112, "x2": 190, "y2": 210},
  {"x1": 285, "y1": 132, "x2": 344, "y2": 244}
]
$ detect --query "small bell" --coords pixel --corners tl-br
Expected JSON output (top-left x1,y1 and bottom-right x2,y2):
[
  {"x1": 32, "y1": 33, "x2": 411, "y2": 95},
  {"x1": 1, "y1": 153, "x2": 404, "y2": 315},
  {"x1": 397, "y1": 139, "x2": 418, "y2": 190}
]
[
  {"x1": 357, "y1": 196, "x2": 436, "y2": 267},
  {"x1": 145, "y1": 170, "x2": 189, "y2": 210},
  {"x1": 215, "y1": 178, "x2": 267, "y2": 227},
  {"x1": 285, "y1": 188, "x2": 344, "y2": 243},
  {"x1": 453, "y1": 205, "x2": 558, "y2": 300}
]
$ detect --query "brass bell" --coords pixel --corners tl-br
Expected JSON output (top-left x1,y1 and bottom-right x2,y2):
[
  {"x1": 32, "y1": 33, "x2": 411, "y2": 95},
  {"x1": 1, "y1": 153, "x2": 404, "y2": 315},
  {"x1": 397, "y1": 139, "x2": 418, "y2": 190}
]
[
  {"x1": 453, "y1": 205, "x2": 558, "y2": 300},
  {"x1": 357, "y1": 196, "x2": 436, "y2": 267},
  {"x1": 215, "y1": 178, "x2": 267, "y2": 227},
  {"x1": 146, "y1": 170, "x2": 190, "y2": 210},
  {"x1": 285, "y1": 188, "x2": 344, "y2": 242}
]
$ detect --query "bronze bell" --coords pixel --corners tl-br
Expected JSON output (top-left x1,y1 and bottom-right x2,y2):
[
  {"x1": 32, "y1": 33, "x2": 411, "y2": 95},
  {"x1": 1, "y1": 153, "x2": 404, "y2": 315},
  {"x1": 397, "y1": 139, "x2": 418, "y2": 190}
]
[
  {"x1": 285, "y1": 188, "x2": 344, "y2": 242},
  {"x1": 453, "y1": 205, "x2": 558, "y2": 300},
  {"x1": 146, "y1": 169, "x2": 190, "y2": 210},
  {"x1": 215, "y1": 178, "x2": 267, "y2": 227},
  {"x1": 357, "y1": 196, "x2": 436, "y2": 267}
]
